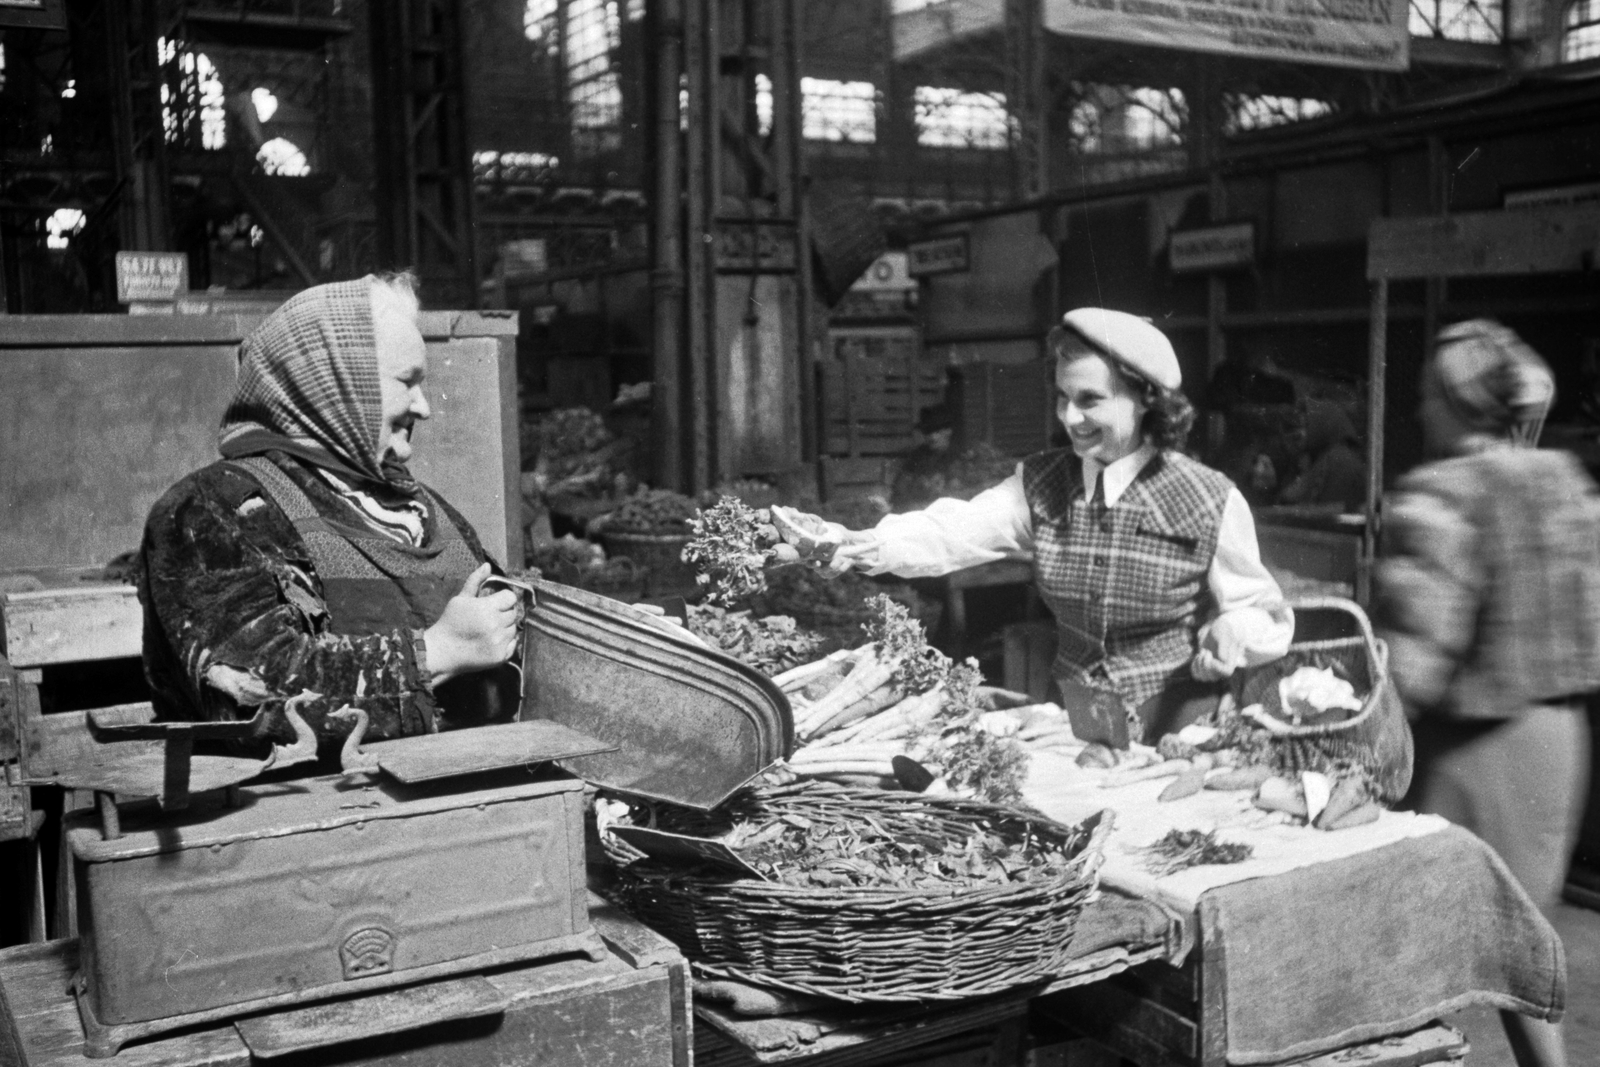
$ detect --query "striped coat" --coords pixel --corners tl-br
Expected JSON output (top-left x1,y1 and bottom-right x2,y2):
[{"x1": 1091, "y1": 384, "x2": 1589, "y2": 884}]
[{"x1": 1022, "y1": 448, "x2": 1233, "y2": 709}]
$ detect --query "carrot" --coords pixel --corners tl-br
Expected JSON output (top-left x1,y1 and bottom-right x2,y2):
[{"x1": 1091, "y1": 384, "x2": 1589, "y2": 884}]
[
  {"x1": 802, "y1": 680, "x2": 904, "y2": 739},
  {"x1": 1159, "y1": 766, "x2": 1208, "y2": 802},
  {"x1": 790, "y1": 743, "x2": 905, "y2": 764},
  {"x1": 1205, "y1": 765, "x2": 1273, "y2": 792},
  {"x1": 1100, "y1": 758, "x2": 1191, "y2": 788}
]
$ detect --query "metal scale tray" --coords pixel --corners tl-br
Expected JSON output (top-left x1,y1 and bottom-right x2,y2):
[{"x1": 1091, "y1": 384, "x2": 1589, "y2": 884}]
[{"x1": 61, "y1": 579, "x2": 794, "y2": 1057}]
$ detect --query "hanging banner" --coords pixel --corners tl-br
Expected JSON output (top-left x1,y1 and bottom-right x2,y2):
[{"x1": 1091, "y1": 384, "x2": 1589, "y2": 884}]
[{"x1": 1044, "y1": 0, "x2": 1407, "y2": 71}]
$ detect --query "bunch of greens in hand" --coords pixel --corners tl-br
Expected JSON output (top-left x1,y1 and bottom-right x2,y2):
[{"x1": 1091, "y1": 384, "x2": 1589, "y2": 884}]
[{"x1": 682, "y1": 496, "x2": 803, "y2": 606}]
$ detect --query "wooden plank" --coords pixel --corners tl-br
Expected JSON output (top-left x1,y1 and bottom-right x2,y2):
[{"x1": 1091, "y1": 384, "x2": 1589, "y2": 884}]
[
  {"x1": 1197, "y1": 895, "x2": 1228, "y2": 1067},
  {"x1": 0, "y1": 940, "x2": 250, "y2": 1067},
  {"x1": 232, "y1": 975, "x2": 509, "y2": 1058},
  {"x1": 0, "y1": 587, "x2": 142, "y2": 667},
  {"x1": 1367, "y1": 206, "x2": 1600, "y2": 280},
  {"x1": 368, "y1": 720, "x2": 615, "y2": 783},
  {"x1": 586, "y1": 895, "x2": 686, "y2": 970},
  {"x1": 18, "y1": 702, "x2": 156, "y2": 784}
]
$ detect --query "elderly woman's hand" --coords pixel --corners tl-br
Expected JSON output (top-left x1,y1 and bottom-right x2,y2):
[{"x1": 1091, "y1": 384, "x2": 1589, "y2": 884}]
[{"x1": 424, "y1": 563, "x2": 522, "y2": 684}]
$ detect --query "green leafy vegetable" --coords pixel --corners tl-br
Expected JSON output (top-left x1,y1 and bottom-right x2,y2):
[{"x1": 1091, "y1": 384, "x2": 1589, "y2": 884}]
[{"x1": 1143, "y1": 829, "x2": 1254, "y2": 877}]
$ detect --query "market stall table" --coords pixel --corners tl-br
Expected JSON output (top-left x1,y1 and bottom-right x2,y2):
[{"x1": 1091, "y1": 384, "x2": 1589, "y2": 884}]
[{"x1": 1021, "y1": 751, "x2": 1565, "y2": 1067}]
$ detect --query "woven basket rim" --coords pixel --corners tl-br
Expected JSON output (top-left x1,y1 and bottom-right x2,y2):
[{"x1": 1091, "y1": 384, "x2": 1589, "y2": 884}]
[
  {"x1": 601, "y1": 529, "x2": 692, "y2": 542},
  {"x1": 608, "y1": 784, "x2": 1109, "y2": 901},
  {"x1": 1246, "y1": 597, "x2": 1387, "y2": 739}
]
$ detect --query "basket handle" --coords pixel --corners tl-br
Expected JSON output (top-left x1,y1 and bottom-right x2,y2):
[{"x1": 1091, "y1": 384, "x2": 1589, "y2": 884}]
[{"x1": 1285, "y1": 595, "x2": 1386, "y2": 681}]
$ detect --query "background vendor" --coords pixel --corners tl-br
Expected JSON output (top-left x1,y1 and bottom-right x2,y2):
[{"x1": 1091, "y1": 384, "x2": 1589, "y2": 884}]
[
  {"x1": 825, "y1": 308, "x2": 1293, "y2": 741},
  {"x1": 137, "y1": 273, "x2": 523, "y2": 750}
]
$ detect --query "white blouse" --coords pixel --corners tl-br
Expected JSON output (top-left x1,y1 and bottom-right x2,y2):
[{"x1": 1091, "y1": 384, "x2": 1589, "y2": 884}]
[{"x1": 856, "y1": 445, "x2": 1294, "y2": 669}]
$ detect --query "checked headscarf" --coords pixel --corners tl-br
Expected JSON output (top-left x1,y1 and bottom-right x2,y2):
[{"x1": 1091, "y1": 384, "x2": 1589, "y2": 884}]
[{"x1": 218, "y1": 277, "x2": 420, "y2": 497}]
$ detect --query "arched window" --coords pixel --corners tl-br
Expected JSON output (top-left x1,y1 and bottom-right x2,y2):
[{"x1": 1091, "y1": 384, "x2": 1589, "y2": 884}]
[{"x1": 1566, "y1": 0, "x2": 1600, "y2": 60}]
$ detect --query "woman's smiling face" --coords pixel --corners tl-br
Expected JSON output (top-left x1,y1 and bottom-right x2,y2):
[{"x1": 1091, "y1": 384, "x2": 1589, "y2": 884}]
[{"x1": 1055, "y1": 346, "x2": 1148, "y2": 465}]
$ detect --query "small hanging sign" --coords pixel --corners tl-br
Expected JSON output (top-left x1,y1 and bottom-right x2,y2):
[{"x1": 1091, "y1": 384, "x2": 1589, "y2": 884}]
[
  {"x1": 115, "y1": 251, "x2": 190, "y2": 305},
  {"x1": 908, "y1": 233, "x2": 970, "y2": 277},
  {"x1": 1169, "y1": 222, "x2": 1256, "y2": 274}
]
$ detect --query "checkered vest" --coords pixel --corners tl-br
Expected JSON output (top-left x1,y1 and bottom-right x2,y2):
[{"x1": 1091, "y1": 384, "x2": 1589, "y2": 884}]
[{"x1": 1023, "y1": 448, "x2": 1233, "y2": 709}]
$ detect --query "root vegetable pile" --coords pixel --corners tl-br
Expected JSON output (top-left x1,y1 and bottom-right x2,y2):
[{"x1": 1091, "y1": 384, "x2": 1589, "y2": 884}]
[{"x1": 774, "y1": 596, "x2": 1031, "y2": 804}]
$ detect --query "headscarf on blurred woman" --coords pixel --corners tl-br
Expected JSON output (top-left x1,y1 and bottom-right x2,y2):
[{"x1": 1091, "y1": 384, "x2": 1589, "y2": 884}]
[{"x1": 1376, "y1": 319, "x2": 1595, "y2": 1067}]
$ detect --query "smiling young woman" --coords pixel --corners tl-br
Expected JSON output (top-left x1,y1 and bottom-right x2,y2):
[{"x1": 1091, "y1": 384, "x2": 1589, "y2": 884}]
[{"x1": 823, "y1": 307, "x2": 1291, "y2": 742}]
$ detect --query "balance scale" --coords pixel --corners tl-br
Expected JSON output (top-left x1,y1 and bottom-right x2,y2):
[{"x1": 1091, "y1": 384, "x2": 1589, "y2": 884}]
[{"x1": 32, "y1": 580, "x2": 793, "y2": 1058}]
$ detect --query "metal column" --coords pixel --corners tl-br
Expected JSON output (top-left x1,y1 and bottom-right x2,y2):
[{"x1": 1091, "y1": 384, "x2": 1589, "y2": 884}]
[{"x1": 370, "y1": 0, "x2": 479, "y2": 309}]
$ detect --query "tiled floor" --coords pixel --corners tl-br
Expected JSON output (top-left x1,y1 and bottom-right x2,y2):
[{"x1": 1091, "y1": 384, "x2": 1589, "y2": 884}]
[{"x1": 1439, "y1": 902, "x2": 1600, "y2": 1065}]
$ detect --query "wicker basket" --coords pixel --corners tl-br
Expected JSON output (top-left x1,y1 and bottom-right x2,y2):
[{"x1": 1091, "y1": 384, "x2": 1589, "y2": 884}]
[
  {"x1": 603, "y1": 781, "x2": 1110, "y2": 1003},
  {"x1": 600, "y1": 530, "x2": 696, "y2": 597},
  {"x1": 1231, "y1": 597, "x2": 1414, "y2": 801}
]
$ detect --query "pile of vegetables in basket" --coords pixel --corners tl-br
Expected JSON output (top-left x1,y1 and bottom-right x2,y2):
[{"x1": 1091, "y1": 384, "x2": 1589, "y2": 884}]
[
  {"x1": 765, "y1": 596, "x2": 1042, "y2": 805},
  {"x1": 519, "y1": 536, "x2": 643, "y2": 598},
  {"x1": 592, "y1": 488, "x2": 700, "y2": 536},
  {"x1": 685, "y1": 605, "x2": 824, "y2": 676},
  {"x1": 525, "y1": 407, "x2": 636, "y2": 499}
]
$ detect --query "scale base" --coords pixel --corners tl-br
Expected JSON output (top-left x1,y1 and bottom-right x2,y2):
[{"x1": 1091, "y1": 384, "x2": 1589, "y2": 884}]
[{"x1": 71, "y1": 929, "x2": 610, "y2": 1058}]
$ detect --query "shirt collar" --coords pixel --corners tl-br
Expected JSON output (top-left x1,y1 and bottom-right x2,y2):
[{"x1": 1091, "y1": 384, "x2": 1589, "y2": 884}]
[{"x1": 1082, "y1": 443, "x2": 1158, "y2": 507}]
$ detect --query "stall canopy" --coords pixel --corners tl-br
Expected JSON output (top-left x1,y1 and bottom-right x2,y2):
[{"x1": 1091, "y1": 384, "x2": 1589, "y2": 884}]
[{"x1": 893, "y1": 0, "x2": 1409, "y2": 71}]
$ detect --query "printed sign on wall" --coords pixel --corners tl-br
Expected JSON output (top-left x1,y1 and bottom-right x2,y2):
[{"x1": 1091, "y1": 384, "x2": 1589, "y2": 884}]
[
  {"x1": 1045, "y1": 0, "x2": 1407, "y2": 71},
  {"x1": 115, "y1": 251, "x2": 190, "y2": 304},
  {"x1": 907, "y1": 233, "x2": 971, "y2": 277}
]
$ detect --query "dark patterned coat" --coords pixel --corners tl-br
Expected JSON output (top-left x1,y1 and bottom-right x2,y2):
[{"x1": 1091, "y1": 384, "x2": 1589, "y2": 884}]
[{"x1": 138, "y1": 451, "x2": 496, "y2": 744}]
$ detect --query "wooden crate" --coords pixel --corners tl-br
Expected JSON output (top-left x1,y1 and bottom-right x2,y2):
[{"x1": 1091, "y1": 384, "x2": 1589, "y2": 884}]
[
  {"x1": 949, "y1": 359, "x2": 1055, "y2": 457},
  {"x1": 819, "y1": 327, "x2": 945, "y2": 457}
]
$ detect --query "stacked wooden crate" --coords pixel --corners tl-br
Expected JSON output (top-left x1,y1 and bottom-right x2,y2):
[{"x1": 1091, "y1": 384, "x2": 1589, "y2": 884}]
[
  {"x1": 818, "y1": 326, "x2": 946, "y2": 457},
  {"x1": 948, "y1": 359, "x2": 1056, "y2": 457}
]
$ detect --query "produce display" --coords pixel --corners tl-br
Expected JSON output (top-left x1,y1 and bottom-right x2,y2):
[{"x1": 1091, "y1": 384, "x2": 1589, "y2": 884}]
[
  {"x1": 891, "y1": 442, "x2": 1018, "y2": 512},
  {"x1": 652, "y1": 788, "x2": 1090, "y2": 890},
  {"x1": 770, "y1": 596, "x2": 1032, "y2": 804},
  {"x1": 681, "y1": 497, "x2": 790, "y2": 606},
  {"x1": 685, "y1": 605, "x2": 824, "y2": 676},
  {"x1": 525, "y1": 407, "x2": 636, "y2": 500},
  {"x1": 593, "y1": 488, "x2": 700, "y2": 535},
  {"x1": 1062, "y1": 713, "x2": 1386, "y2": 833}
]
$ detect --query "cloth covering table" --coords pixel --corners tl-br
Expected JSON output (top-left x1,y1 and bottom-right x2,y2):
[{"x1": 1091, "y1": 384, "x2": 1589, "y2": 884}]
[{"x1": 1023, "y1": 749, "x2": 1566, "y2": 1065}]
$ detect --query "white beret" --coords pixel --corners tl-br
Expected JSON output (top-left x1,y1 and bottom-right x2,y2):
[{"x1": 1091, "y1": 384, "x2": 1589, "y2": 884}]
[{"x1": 1056, "y1": 308, "x2": 1181, "y2": 392}]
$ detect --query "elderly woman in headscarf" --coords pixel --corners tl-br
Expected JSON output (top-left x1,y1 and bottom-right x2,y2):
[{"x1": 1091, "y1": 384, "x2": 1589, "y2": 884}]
[
  {"x1": 823, "y1": 309, "x2": 1292, "y2": 741},
  {"x1": 1376, "y1": 320, "x2": 1599, "y2": 1067},
  {"x1": 138, "y1": 274, "x2": 523, "y2": 748}
]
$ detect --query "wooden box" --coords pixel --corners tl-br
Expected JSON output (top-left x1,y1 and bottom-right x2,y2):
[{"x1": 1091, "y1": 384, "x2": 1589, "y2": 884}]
[
  {"x1": 949, "y1": 359, "x2": 1055, "y2": 457},
  {"x1": 66, "y1": 772, "x2": 597, "y2": 1041}
]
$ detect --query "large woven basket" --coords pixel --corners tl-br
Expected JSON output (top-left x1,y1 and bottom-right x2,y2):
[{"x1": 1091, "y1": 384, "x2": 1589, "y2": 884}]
[
  {"x1": 603, "y1": 781, "x2": 1110, "y2": 1003},
  {"x1": 1232, "y1": 597, "x2": 1414, "y2": 801},
  {"x1": 600, "y1": 530, "x2": 696, "y2": 597}
]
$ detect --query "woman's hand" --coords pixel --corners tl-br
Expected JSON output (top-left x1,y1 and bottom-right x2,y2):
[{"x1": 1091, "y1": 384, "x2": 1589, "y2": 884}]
[
  {"x1": 424, "y1": 563, "x2": 522, "y2": 684},
  {"x1": 1191, "y1": 623, "x2": 1246, "y2": 681},
  {"x1": 825, "y1": 530, "x2": 885, "y2": 577}
]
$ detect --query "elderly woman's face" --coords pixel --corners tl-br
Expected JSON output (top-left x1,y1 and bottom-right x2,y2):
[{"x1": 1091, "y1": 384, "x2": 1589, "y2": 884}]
[
  {"x1": 373, "y1": 290, "x2": 430, "y2": 463},
  {"x1": 1055, "y1": 348, "x2": 1147, "y2": 465}
]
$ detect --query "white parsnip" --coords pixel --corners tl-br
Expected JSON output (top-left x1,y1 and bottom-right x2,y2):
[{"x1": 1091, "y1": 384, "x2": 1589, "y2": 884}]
[{"x1": 773, "y1": 647, "x2": 858, "y2": 693}]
